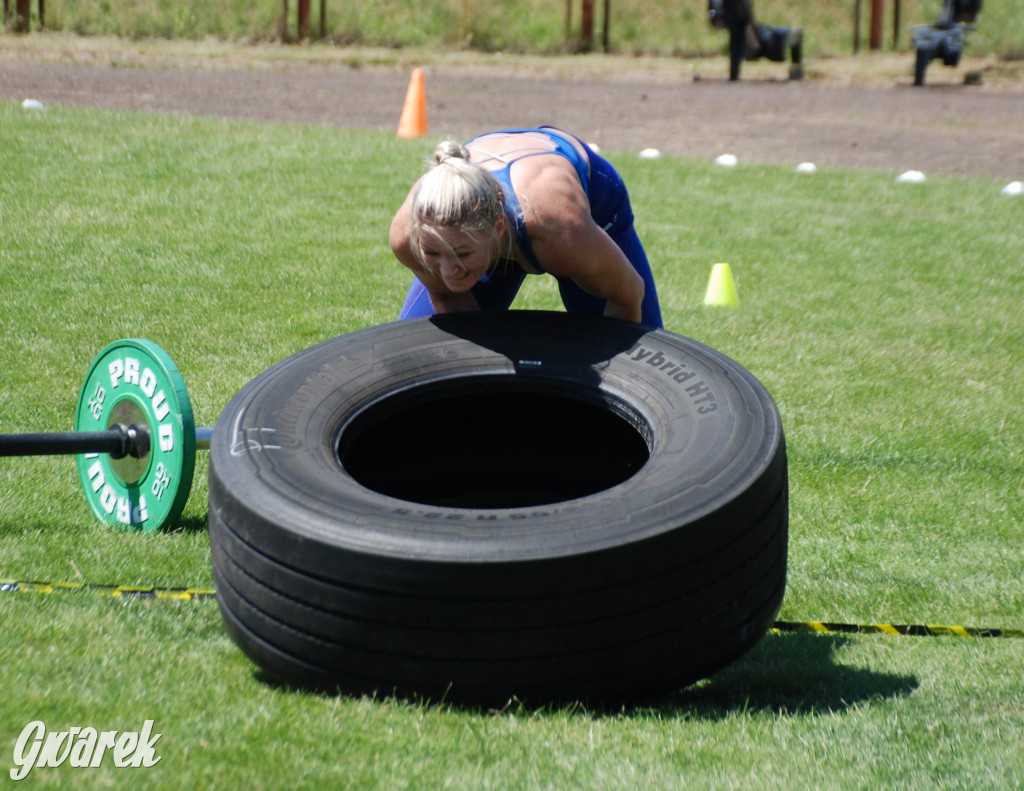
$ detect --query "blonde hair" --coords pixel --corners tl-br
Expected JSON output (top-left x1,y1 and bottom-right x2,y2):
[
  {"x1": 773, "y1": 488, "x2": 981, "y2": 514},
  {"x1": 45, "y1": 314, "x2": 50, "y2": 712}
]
[{"x1": 408, "y1": 141, "x2": 507, "y2": 270}]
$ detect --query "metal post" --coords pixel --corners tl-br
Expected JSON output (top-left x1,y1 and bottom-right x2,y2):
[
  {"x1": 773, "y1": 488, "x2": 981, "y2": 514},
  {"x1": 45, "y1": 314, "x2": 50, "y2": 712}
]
[
  {"x1": 15, "y1": 0, "x2": 29, "y2": 29},
  {"x1": 870, "y1": 0, "x2": 884, "y2": 50},
  {"x1": 581, "y1": 0, "x2": 595, "y2": 51},
  {"x1": 602, "y1": 0, "x2": 610, "y2": 52},
  {"x1": 854, "y1": 0, "x2": 862, "y2": 53}
]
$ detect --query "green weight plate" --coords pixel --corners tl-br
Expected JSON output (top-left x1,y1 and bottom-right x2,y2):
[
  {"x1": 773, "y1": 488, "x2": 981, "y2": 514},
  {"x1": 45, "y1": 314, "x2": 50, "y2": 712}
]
[{"x1": 74, "y1": 339, "x2": 196, "y2": 532}]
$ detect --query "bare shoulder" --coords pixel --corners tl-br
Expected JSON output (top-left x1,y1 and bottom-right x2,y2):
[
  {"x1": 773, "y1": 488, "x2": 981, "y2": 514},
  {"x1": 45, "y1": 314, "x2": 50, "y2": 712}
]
[{"x1": 511, "y1": 156, "x2": 590, "y2": 231}]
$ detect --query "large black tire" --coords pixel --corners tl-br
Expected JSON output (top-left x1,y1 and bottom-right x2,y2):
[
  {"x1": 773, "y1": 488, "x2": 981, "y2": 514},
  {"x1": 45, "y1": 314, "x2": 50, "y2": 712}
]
[{"x1": 208, "y1": 311, "x2": 787, "y2": 705}]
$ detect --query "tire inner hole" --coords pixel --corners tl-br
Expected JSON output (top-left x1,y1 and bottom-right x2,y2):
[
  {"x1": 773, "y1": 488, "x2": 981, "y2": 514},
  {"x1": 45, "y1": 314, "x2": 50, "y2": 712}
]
[{"x1": 337, "y1": 379, "x2": 651, "y2": 509}]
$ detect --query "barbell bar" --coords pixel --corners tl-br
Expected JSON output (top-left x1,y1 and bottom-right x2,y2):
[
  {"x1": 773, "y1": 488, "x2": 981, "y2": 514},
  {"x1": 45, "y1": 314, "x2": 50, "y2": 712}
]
[
  {"x1": 0, "y1": 339, "x2": 214, "y2": 533},
  {"x1": 0, "y1": 425, "x2": 213, "y2": 457}
]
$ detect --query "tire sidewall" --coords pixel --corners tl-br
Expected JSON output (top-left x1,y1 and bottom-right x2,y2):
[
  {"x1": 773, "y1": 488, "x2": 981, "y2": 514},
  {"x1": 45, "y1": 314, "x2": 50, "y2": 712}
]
[{"x1": 210, "y1": 312, "x2": 784, "y2": 572}]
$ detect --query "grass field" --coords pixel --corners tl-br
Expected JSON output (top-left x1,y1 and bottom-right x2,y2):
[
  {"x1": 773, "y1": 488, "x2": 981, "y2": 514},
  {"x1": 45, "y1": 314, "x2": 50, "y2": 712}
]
[{"x1": 1, "y1": 102, "x2": 1023, "y2": 788}]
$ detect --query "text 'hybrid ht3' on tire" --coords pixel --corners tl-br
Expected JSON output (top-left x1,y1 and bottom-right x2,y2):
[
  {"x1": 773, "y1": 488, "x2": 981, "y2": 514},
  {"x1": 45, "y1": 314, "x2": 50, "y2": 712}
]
[{"x1": 208, "y1": 311, "x2": 788, "y2": 705}]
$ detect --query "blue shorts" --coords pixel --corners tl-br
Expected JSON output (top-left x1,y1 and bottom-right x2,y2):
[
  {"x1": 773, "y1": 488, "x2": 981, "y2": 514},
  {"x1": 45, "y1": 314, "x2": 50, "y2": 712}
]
[{"x1": 397, "y1": 148, "x2": 663, "y2": 328}]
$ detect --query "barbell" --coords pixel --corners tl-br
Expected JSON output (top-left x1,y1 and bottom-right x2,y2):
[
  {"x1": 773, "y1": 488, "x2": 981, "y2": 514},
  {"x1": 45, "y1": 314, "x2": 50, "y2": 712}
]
[{"x1": 0, "y1": 339, "x2": 213, "y2": 532}]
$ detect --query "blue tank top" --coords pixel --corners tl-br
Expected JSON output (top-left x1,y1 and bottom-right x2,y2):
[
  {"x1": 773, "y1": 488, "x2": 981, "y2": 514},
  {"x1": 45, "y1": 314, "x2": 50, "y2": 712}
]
[{"x1": 465, "y1": 127, "x2": 592, "y2": 274}]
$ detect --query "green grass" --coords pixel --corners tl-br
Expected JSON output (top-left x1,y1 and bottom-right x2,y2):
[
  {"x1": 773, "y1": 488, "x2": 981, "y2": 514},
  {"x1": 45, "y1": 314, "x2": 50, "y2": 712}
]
[
  {"x1": 2, "y1": 102, "x2": 1023, "y2": 788},
  {"x1": 12, "y1": 0, "x2": 1024, "y2": 58}
]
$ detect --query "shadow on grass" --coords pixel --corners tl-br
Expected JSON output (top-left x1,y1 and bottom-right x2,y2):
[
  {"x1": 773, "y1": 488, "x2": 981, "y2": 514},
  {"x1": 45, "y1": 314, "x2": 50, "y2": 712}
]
[
  {"x1": 252, "y1": 631, "x2": 918, "y2": 719},
  {"x1": 651, "y1": 631, "x2": 919, "y2": 718},
  {"x1": 166, "y1": 514, "x2": 209, "y2": 535}
]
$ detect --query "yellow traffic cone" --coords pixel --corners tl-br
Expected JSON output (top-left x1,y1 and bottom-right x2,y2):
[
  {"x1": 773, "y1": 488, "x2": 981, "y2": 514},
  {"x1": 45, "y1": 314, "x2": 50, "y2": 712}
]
[
  {"x1": 397, "y1": 68, "x2": 428, "y2": 138},
  {"x1": 704, "y1": 263, "x2": 739, "y2": 307}
]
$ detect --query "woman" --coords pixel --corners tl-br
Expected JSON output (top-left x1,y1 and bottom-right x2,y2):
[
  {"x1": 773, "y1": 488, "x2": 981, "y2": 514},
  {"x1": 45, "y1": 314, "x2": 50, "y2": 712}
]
[{"x1": 389, "y1": 126, "x2": 663, "y2": 328}]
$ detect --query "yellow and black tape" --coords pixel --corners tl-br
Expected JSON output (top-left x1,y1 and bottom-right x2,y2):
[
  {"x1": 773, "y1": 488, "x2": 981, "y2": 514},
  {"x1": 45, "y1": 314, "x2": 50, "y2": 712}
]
[
  {"x1": 772, "y1": 620, "x2": 1024, "y2": 639},
  {"x1": 3, "y1": 579, "x2": 1023, "y2": 638},
  {"x1": 1, "y1": 578, "x2": 215, "y2": 601}
]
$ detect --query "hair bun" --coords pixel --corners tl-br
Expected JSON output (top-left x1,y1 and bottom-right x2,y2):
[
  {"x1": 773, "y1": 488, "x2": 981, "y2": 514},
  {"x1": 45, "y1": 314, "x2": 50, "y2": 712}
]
[{"x1": 434, "y1": 140, "x2": 471, "y2": 165}]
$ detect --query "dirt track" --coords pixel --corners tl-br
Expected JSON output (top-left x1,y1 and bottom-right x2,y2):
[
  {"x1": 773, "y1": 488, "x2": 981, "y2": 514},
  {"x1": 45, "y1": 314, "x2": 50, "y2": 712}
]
[{"x1": 2, "y1": 39, "x2": 1023, "y2": 179}]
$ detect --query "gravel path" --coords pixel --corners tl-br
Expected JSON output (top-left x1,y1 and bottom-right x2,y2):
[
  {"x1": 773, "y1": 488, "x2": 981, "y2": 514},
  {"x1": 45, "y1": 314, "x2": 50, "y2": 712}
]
[{"x1": 3, "y1": 44, "x2": 1023, "y2": 178}]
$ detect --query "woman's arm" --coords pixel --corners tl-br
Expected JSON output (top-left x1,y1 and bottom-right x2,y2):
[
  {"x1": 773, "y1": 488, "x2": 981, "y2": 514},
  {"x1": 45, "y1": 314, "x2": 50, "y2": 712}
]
[{"x1": 519, "y1": 165, "x2": 645, "y2": 323}]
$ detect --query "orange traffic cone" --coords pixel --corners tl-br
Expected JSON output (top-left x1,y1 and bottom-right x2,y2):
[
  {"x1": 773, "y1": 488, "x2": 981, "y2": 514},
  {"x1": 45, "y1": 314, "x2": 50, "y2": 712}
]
[{"x1": 397, "y1": 68, "x2": 428, "y2": 138}]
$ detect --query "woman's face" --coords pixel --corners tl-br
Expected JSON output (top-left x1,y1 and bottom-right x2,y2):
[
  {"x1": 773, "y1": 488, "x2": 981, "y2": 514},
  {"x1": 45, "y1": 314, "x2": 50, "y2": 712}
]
[{"x1": 419, "y1": 221, "x2": 503, "y2": 293}]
